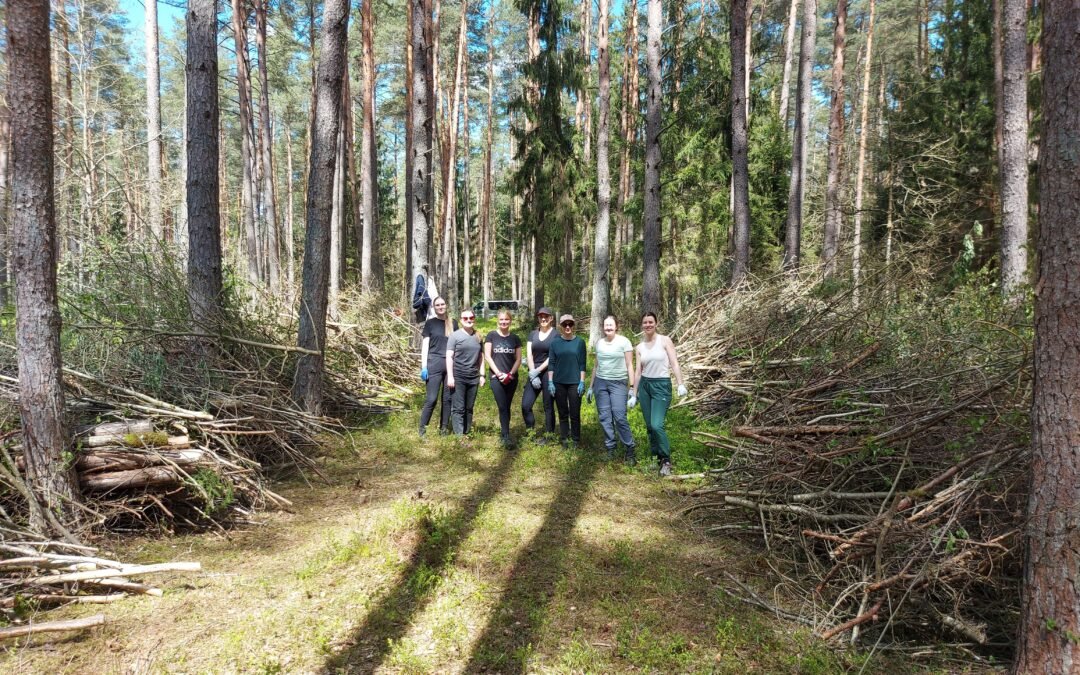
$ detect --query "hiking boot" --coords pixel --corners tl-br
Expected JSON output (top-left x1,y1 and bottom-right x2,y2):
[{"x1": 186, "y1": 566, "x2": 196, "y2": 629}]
[
  {"x1": 418, "y1": 426, "x2": 427, "y2": 438},
  {"x1": 624, "y1": 449, "x2": 637, "y2": 466},
  {"x1": 659, "y1": 459, "x2": 672, "y2": 477},
  {"x1": 534, "y1": 435, "x2": 548, "y2": 446},
  {"x1": 500, "y1": 435, "x2": 514, "y2": 450},
  {"x1": 606, "y1": 447, "x2": 617, "y2": 461}
]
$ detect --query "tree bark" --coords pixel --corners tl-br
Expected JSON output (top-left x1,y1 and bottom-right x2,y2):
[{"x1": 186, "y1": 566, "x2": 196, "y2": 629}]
[
  {"x1": 821, "y1": 0, "x2": 847, "y2": 278},
  {"x1": 614, "y1": 4, "x2": 637, "y2": 302},
  {"x1": 783, "y1": 0, "x2": 816, "y2": 273},
  {"x1": 1014, "y1": 5, "x2": 1080, "y2": 672},
  {"x1": 405, "y1": 0, "x2": 415, "y2": 296},
  {"x1": 292, "y1": 0, "x2": 349, "y2": 414},
  {"x1": 481, "y1": 0, "x2": 494, "y2": 304},
  {"x1": 0, "y1": 100, "x2": 10, "y2": 308},
  {"x1": 186, "y1": 0, "x2": 223, "y2": 328},
  {"x1": 8, "y1": 0, "x2": 82, "y2": 531},
  {"x1": 999, "y1": 0, "x2": 1028, "y2": 303},
  {"x1": 589, "y1": 0, "x2": 612, "y2": 346},
  {"x1": 730, "y1": 0, "x2": 751, "y2": 286},
  {"x1": 285, "y1": 114, "x2": 296, "y2": 290},
  {"x1": 642, "y1": 0, "x2": 662, "y2": 314},
  {"x1": 231, "y1": 0, "x2": 260, "y2": 289},
  {"x1": 145, "y1": 0, "x2": 163, "y2": 241},
  {"x1": 577, "y1": 0, "x2": 593, "y2": 164},
  {"x1": 410, "y1": 0, "x2": 433, "y2": 314},
  {"x1": 779, "y1": 0, "x2": 800, "y2": 126},
  {"x1": 255, "y1": 0, "x2": 280, "y2": 293},
  {"x1": 439, "y1": 1, "x2": 469, "y2": 311},
  {"x1": 360, "y1": 0, "x2": 381, "y2": 292},
  {"x1": 851, "y1": 0, "x2": 875, "y2": 306}
]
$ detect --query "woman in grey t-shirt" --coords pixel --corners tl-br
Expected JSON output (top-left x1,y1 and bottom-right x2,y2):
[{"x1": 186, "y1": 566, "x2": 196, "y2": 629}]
[{"x1": 446, "y1": 308, "x2": 485, "y2": 434}]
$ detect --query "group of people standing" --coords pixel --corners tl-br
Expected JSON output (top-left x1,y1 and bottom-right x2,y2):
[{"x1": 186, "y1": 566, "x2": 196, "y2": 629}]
[{"x1": 418, "y1": 303, "x2": 687, "y2": 476}]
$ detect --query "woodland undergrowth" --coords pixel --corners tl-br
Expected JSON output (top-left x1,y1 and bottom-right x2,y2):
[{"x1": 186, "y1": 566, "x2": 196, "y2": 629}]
[{"x1": 673, "y1": 260, "x2": 1030, "y2": 663}]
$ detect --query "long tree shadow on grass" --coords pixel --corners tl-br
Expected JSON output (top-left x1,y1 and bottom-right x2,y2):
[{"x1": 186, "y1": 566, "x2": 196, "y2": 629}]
[
  {"x1": 463, "y1": 451, "x2": 601, "y2": 673},
  {"x1": 322, "y1": 445, "x2": 519, "y2": 674}
]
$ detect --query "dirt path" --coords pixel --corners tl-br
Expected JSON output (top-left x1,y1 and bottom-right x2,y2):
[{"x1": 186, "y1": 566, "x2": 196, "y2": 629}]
[{"x1": 1, "y1": 400, "x2": 844, "y2": 673}]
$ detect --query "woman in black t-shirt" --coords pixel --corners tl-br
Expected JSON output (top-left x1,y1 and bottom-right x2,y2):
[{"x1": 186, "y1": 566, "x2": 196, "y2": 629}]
[
  {"x1": 484, "y1": 309, "x2": 523, "y2": 448},
  {"x1": 521, "y1": 307, "x2": 556, "y2": 439},
  {"x1": 418, "y1": 297, "x2": 458, "y2": 437}
]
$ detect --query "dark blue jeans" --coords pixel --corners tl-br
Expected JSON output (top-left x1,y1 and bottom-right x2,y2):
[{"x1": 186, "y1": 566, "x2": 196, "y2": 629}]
[
  {"x1": 554, "y1": 382, "x2": 582, "y2": 443},
  {"x1": 521, "y1": 377, "x2": 555, "y2": 433},
  {"x1": 594, "y1": 377, "x2": 634, "y2": 452}
]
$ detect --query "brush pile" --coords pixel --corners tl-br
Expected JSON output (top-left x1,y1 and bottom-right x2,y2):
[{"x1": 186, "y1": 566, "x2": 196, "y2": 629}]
[
  {"x1": 0, "y1": 245, "x2": 416, "y2": 532},
  {"x1": 673, "y1": 270, "x2": 1029, "y2": 656}
]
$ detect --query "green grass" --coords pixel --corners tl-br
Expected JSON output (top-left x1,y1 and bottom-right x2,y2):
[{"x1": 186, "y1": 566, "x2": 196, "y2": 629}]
[{"x1": 0, "y1": 385, "x2": 925, "y2": 674}]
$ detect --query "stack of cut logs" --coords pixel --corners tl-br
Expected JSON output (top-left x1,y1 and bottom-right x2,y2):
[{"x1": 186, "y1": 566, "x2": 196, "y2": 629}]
[{"x1": 77, "y1": 420, "x2": 209, "y2": 493}]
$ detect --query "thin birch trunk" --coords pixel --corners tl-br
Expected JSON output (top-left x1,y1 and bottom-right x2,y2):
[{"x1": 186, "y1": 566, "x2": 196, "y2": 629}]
[
  {"x1": 782, "y1": 0, "x2": 816, "y2": 272},
  {"x1": 730, "y1": 0, "x2": 751, "y2": 285},
  {"x1": 231, "y1": 0, "x2": 260, "y2": 289},
  {"x1": 146, "y1": 0, "x2": 163, "y2": 241},
  {"x1": 999, "y1": 0, "x2": 1028, "y2": 302},
  {"x1": 256, "y1": 0, "x2": 280, "y2": 292}
]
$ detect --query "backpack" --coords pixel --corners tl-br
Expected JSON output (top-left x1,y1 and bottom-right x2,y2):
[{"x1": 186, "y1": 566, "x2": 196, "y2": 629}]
[{"x1": 411, "y1": 274, "x2": 431, "y2": 322}]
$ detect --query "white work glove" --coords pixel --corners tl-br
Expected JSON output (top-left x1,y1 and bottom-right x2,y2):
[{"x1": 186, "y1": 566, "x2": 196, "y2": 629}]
[
  {"x1": 677, "y1": 384, "x2": 687, "y2": 397},
  {"x1": 531, "y1": 376, "x2": 542, "y2": 390},
  {"x1": 627, "y1": 394, "x2": 637, "y2": 409},
  {"x1": 528, "y1": 367, "x2": 540, "y2": 380}
]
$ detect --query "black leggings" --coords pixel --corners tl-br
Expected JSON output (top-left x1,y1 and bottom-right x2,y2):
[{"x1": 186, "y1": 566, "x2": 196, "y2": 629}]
[
  {"x1": 490, "y1": 375, "x2": 519, "y2": 438},
  {"x1": 521, "y1": 378, "x2": 555, "y2": 433},
  {"x1": 554, "y1": 382, "x2": 582, "y2": 443},
  {"x1": 419, "y1": 368, "x2": 450, "y2": 432}
]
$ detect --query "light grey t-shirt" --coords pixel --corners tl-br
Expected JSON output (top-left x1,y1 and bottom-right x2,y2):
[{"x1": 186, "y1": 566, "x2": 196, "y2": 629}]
[{"x1": 446, "y1": 328, "x2": 483, "y2": 382}]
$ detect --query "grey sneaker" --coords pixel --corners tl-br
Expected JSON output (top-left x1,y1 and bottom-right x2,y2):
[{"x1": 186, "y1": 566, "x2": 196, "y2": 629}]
[{"x1": 659, "y1": 460, "x2": 672, "y2": 477}]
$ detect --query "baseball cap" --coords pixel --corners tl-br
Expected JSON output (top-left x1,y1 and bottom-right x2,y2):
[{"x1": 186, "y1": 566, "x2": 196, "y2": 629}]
[
  {"x1": 559, "y1": 314, "x2": 575, "y2": 326},
  {"x1": 537, "y1": 306, "x2": 554, "y2": 317}
]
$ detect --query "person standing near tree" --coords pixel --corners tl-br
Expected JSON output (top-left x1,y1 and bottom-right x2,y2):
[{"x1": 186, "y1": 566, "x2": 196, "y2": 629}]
[
  {"x1": 446, "y1": 308, "x2": 485, "y2": 435},
  {"x1": 521, "y1": 307, "x2": 557, "y2": 441},
  {"x1": 632, "y1": 312, "x2": 687, "y2": 476},
  {"x1": 587, "y1": 315, "x2": 637, "y2": 463},
  {"x1": 418, "y1": 297, "x2": 458, "y2": 437},
  {"x1": 484, "y1": 309, "x2": 523, "y2": 448},
  {"x1": 547, "y1": 314, "x2": 587, "y2": 448}
]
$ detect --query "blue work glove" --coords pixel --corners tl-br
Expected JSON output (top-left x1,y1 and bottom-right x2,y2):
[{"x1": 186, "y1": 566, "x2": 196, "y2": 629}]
[
  {"x1": 420, "y1": 368, "x2": 429, "y2": 381},
  {"x1": 577, "y1": 381, "x2": 585, "y2": 396},
  {"x1": 627, "y1": 394, "x2": 637, "y2": 409},
  {"x1": 677, "y1": 384, "x2": 688, "y2": 397},
  {"x1": 547, "y1": 381, "x2": 556, "y2": 396},
  {"x1": 586, "y1": 387, "x2": 594, "y2": 404},
  {"x1": 531, "y1": 376, "x2": 542, "y2": 390}
]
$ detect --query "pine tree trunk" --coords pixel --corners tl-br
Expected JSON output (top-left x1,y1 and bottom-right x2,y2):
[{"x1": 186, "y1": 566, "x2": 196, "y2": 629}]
[
  {"x1": 821, "y1": 0, "x2": 847, "y2": 277},
  {"x1": 779, "y1": 0, "x2": 799, "y2": 126},
  {"x1": 615, "y1": 5, "x2": 639, "y2": 302},
  {"x1": 255, "y1": 0, "x2": 280, "y2": 292},
  {"x1": 462, "y1": 43, "x2": 472, "y2": 308},
  {"x1": 439, "y1": 1, "x2": 468, "y2": 311},
  {"x1": 145, "y1": 0, "x2": 163, "y2": 241},
  {"x1": 0, "y1": 101, "x2": 10, "y2": 308},
  {"x1": 1015, "y1": 6, "x2": 1080, "y2": 671},
  {"x1": 999, "y1": 0, "x2": 1028, "y2": 303},
  {"x1": 641, "y1": 0, "x2": 663, "y2": 314},
  {"x1": 578, "y1": 0, "x2": 593, "y2": 164},
  {"x1": 187, "y1": 0, "x2": 224, "y2": 327},
  {"x1": 851, "y1": 0, "x2": 875, "y2": 305},
  {"x1": 481, "y1": 0, "x2": 494, "y2": 304},
  {"x1": 292, "y1": 0, "x2": 349, "y2": 413},
  {"x1": 360, "y1": 0, "x2": 381, "y2": 292},
  {"x1": 231, "y1": 0, "x2": 260, "y2": 289},
  {"x1": 730, "y1": 0, "x2": 751, "y2": 286},
  {"x1": 589, "y1": 0, "x2": 612, "y2": 346},
  {"x1": 329, "y1": 90, "x2": 345, "y2": 318},
  {"x1": 410, "y1": 0, "x2": 433, "y2": 314},
  {"x1": 285, "y1": 115, "x2": 296, "y2": 290},
  {"x1": 405, "y1": 0, "x2": 415, "y2": 296},
  {"x1": 8, "y1": 0, "x2": 82, "y2": 531},
  {"x1": 783, "y1": 0, "x2": 815, "y2": 272}
]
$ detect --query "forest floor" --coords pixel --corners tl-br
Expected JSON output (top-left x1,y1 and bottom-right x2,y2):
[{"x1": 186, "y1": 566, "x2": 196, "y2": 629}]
[{"x1": 1, "y1": 387, "x2": 899, "y2": 673}]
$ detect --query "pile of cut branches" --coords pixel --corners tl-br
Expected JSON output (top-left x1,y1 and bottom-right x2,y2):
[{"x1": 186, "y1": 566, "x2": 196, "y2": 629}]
[
  {"x1": 674, "y1": 268, "x2": 1029, "y2": 657},
  {"x1": 0, "y1": 244, "x2": 415, "y2": 532}
]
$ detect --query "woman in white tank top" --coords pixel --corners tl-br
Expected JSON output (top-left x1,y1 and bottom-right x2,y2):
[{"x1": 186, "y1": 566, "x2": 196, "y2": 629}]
[{"x1": 632, "y1": 312, "x2": 687, "y2": 476}]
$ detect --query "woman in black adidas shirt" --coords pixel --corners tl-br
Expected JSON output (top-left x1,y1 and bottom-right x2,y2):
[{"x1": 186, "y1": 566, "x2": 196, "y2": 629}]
[
  {"x1": 521, "y1": 307, "x2": 556, "y2": 439},
  {"x1": 484, "y1": 309, "x2": 523, "y2": 448},
  {"x1": 418, "y1": 297, "x2": 458, "y2": 437}
]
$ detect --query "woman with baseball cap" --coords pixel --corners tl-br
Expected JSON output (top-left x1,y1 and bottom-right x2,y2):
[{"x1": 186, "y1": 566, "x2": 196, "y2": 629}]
[
  {"x1": 521, "y1": 307, "x2": 557, "y2": 440},
  {"x1": 547, "y1": 314, "x2": 587, "y2": 448}
]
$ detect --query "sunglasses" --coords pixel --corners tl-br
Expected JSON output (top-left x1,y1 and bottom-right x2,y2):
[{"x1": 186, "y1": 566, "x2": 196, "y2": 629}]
[
  {"x1": 561, "y1": 322, "x2": 575, "y2": 328},
  {"x1": 461, "y1": 315, "x2": 475, "y2": 320}
]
